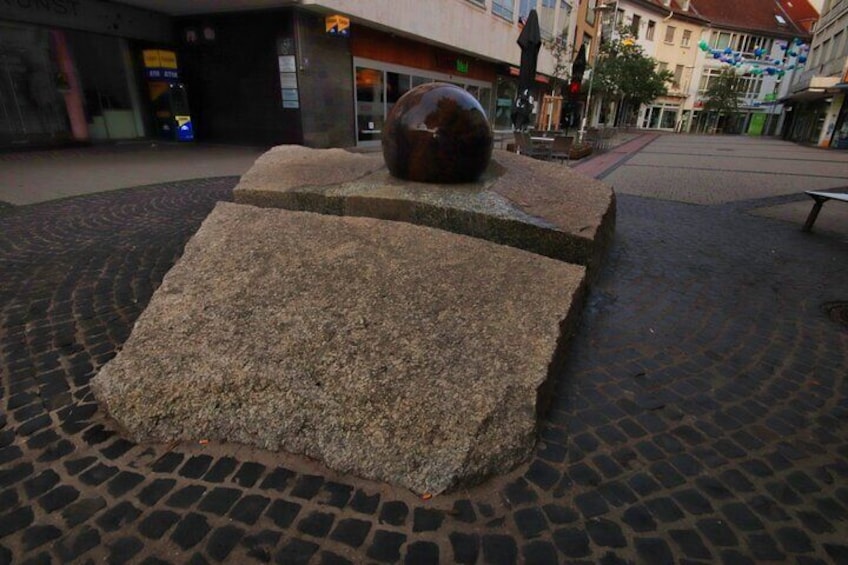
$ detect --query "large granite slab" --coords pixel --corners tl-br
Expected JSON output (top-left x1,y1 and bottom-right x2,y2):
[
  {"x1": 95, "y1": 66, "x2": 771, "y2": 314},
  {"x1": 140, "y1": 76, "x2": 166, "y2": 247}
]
[
  {"x1": 92, "y1": 202, "x2": 586, "y2": 494},
  {"x1": 233, "y1": 145, "x2": 615, "y2": 279}
]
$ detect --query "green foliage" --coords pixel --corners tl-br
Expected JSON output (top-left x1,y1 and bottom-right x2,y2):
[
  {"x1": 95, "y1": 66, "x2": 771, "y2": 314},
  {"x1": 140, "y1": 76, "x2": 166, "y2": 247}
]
[
  {"x1": 592, "y1": 38, "x2": 672, "y2": 107},
  {"x1": 545, "y1": 31, "x2": 571, "y2": 94},
  {"x1": 703, "y1": 67, "x2": 742, "y2": 117}
]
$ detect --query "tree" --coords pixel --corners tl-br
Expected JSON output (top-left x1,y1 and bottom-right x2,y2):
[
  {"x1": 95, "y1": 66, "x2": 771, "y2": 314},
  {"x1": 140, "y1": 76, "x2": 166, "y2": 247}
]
[
  {"x1": 592, "y1": 37, "x2": 672, "y2": 126},
  {"x1": 703, "y1": 67, "x2": 743, "y2": 133}
]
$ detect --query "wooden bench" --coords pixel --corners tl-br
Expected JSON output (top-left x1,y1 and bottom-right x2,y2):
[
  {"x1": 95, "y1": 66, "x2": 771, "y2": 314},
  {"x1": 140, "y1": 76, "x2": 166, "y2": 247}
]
[{"x1": 802, "y1": 190, "x2": 848, "y2": 232}]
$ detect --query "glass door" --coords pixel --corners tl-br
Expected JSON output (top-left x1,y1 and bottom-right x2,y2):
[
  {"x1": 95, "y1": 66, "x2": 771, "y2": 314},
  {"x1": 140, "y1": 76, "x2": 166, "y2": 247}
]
[{"x1": 355, "y1": 66, "x2": 383, "y2": 144}]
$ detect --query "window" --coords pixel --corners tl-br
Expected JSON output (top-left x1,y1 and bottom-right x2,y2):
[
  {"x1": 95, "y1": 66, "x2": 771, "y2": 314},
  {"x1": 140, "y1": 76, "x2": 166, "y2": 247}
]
[
  {"x1": 711, "y1": 31, "x2": 731, "y2": 49},
  {"x1": 466, "y1": 0, "x2": 486, "y2": 6},
  {"x1": 519, "y1": 0, "x2": 536, "y2": 19},
  {"x1": 492, "y1": 0, "x2": 514, "y2": 20},
  {"x1": 631, "y1": 14, "x2": 641, "y2": 39},
  {"x1": 657, "y1": 61, "x2": 668, "y2": 73},
  {"x1": 673, "y1": 64, "x2": 684, "y2": 88},
  {"x1": 646, "y1": 20, "x2": 656, "y2": 40},
  {"x1": 664, "y1": 26, "x2": 676, "y2": 44},
  {"x1": 681, "y1": 29, "x2": 691, "y2": 47},
  {"x1": 557, "y1": 0, "x2": 571, "y2": 44},
  {"x1": 822, "y1": 39, "x2": 831, "y2": 63},
  {"x1": 586, "y1": 0, "x2": 596, "y2": 26},
  {"x1": 833, "y1": 30, "x2": 844, "y2": 59}
]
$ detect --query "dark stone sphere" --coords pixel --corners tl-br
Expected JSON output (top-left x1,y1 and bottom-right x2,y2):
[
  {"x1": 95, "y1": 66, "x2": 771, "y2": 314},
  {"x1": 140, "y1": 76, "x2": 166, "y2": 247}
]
[{"x1": 382, "y1": 83, "x2": 493, "y2": 183}]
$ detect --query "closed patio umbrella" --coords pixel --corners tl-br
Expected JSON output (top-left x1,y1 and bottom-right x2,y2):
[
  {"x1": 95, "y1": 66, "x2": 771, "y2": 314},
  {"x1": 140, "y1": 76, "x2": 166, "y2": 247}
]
[{"x1": 511, "y1": 9, "x2": 541, "y2": 131}]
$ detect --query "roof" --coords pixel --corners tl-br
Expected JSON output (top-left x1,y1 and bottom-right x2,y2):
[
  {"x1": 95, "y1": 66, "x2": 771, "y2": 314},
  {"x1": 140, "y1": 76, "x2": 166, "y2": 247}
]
[
  {"x1": 777, "y1": 0, "x2": 819, "y2": 33},
  {"x1": 689, "y1": 0, "x2": 817, "y2": 38},
  {"x1": 627, "y1": 0, "x2": 709, "y2": 24}
]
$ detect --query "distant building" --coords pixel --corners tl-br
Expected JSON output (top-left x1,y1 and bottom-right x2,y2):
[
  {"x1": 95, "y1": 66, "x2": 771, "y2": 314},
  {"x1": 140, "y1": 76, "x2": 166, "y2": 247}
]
[{"x1": 783, "y1": 0, "x2": 848, "y2": 148}]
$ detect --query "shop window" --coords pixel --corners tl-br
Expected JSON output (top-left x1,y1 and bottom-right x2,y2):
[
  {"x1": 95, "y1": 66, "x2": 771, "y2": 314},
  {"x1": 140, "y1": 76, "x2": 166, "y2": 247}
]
[{"x1": 356, "y1": 66, "x2": 384, "y2": 142}]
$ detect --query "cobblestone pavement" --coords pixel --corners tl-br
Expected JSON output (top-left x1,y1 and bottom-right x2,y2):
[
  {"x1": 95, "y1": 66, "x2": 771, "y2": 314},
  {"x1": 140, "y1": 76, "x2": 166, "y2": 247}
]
[{"x1": 1, "y1": 137, "x2": 848, "y2": 564}]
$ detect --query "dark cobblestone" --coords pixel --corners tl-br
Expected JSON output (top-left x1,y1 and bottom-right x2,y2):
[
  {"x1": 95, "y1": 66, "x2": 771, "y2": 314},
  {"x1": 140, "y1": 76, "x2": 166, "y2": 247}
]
[{"x1": 2, "y1": 154, "x2": 847, "y2": 563}]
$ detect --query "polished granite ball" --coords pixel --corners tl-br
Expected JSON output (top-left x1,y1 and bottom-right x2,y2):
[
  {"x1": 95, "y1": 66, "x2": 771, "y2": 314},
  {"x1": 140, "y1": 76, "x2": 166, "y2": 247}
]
[{"x1": 382, "y1": 83, "x2": 493, "y2": 183}]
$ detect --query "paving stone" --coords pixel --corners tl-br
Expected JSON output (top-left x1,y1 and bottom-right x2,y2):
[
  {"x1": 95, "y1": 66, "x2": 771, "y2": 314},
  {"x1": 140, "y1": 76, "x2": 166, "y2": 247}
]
[
  {"x1": 0, "y1": 462, "x2": 33, "y2": 488},
  {"x1": 775, "y1": 526, "x2": 813, "y2": 553},
  {"x1": 101, "y1": 438, "x2": 135, "y2": 460},
  {"x1": 39, "y1": 484, "x2": 80, "y2": 512},
  {"x1": 206, "y1": 525, "x2": 245, "y2": 562},
  {"x1": 670, "y1": 529, "x2": 712, "y2": 560},
  {"x1": 318, "y1": 482, "x2": 353, "y2": 509},
  {"x1": 696, "y1": 518, "x2": 738, "y2": 547},
  {"x1": 107, "y1": 471, "x2": 145, "y2": 497},
  {"x1": 719, "y1": 549, "x2": 755, "y2": 565},
  {"x1": 598, "y1": 481, "x2": 637, "y2": 507},
  {"x1": 412, "y1": 507, "x2": 444, "y2": 533},
  {"x1": 586, "y1": 518, "x2": 626, "y2": 548},
  {"x1": 203, "y1": 457, "x2": 238, "y2": 483},
  {"x1": 748, "y1": 495, "x2": 790, "y2": 522},
  {"x1": 79, "y1": 463, "x2": 119, "y2": 486},
  {"x1": 525, "y1": 460, "x2": 560, "y2": 490},
  {"x1": 233, "y1": 462, "x2": 265, "y2": 488},
  {"x1": 649, "y1": 461, "x2": 686, "y2": 489},
  {"x1": 569, "y1": 463, "x2": 602, "y2": 487},
  {"x1": 56, "y1": 525, "x2": 100, "y2": 562},
  {"x1": 746, "y1": 532, "x2": 786, "y2": 561},
  {"x1": 513, "y1": 507, "x2": 547, "y2": 539},
  {"x1": 404, "y1": 541, "x2": 440, "y2": 564},
  {"x1": 379, "y1": 500, "x2": 409, "y2": 526},
  {"x1": 720, "y1": 502, "x2": 765, "y2": 532},
  {"x1": 329, "y1": 517, "x2": 371, "y2": 548},
  {"x1": 24, "y1": 469, "x2": 60, "y2": 498},
  {"x1": 350, "y1": 489, "x2": 380, "y2": 514},
  {"x1": 628, "y1": 472, "x2": 662, "y2": 497},
  {"x1": 521, "y1": 540, "x2": 558, "y2": 564},
  {"x1": 290, "y1": 475, "x2": 324, "y2": 500},
  {"x1": 366, "y1": 530, "x2": 406, "y2": 563},
  {"x1": 622, "y1": 505, "x2": 657, "y2": 533},
  {"x1": 276, "y1": 537, "x2": 319, "y2": 564},
  {"x1": 197, "y1": 487, "x2": 242, "y2": 516},
  {"x1": 22, "y1": 525, "x2": 62, "y2": 551},
  {"x1": 108, "y1": 536, "x2": 144, "y2": 564},
  {"x1": 258, "y1": 466, "x2": 295, "y2": 492},
  {"x1": 635, "y1": 537, "x2": 674, "y2": 564},
  {"x1": 450, "y1": 532, "x2": 480, "y2": 564},
  {"x1": 138, "y1": 510, "x2": 180, "y2": 539},
  {"x1": 137, "y1": 478, "x2": 177, "y2": 506},
  {"x1": 165, "y1": 485, "x2": 207, "y2": 509},
  {"x1": 503, "y1": 477, "x2": 539, "y2": 506},
  {"x1": 795, "y1": 510, "x2": 834, "y2": 534},
  {"x1": 36, "y1": 439, "x2": 74, "y2": 462},
  {"x1": 319, "y1": 551, "x2": 353, "y2": 565},
  {"x1": 552, "y1": 527, "x2": 591, "y2": 558},
  {"x1": 672, "y1": 488, "x2": 714, "y2": 515},
  {"x1": 61, "y1": 496, "x2": 107, "y2": 528},
  {"x1": 297, "y1": 510, "x2": 335, "y2": 538},
  {"x1": 0, "y1": 487, "x2": 19, "y2": 511},
  {"x1": 150, "y1": 452, "x2": 184, "y2": 473},
  {"x1": 451, "y1": 499, "x2": 477, "y2": 523},
  {"x1": 0, "y1": 446, "x2": 23, "y2": 466},
  {"x1": 824, "y1": 544, "x2": 848, "y2": 562},
  {"x1": 482, "y1": 534, "x2": 518, "y2": 565},
  {"x1": 96, "y1": 500, "x2": 142, "y2": 532},
  {"x1": 542, "y1": 504, "x2": 578, "y2": 525},
  {"x1": 241, "y1": 529, "x2": 281, "y2": 562},
  {"x1": 574, "y1": 490, "x2": 609, "y2": 518},
  {"x1": 179, "y1": 455, "x2": 214, "y2": 479},
  {"x1": 645, "y1": 497, "x2": 684, "y2": 523},
  {"x1": 266, "y1": 499, "x2": 302, "y2": 529},
  {"x1": 171, "y1": 512, "x2": 211, "y2": 550}
]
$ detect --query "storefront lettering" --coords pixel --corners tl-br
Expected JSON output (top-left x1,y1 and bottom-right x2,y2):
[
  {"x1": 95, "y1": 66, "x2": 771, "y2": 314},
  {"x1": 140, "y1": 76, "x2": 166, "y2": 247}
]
[{"x1": 2, "y1": 0, "x2": 81, "y2": 17}]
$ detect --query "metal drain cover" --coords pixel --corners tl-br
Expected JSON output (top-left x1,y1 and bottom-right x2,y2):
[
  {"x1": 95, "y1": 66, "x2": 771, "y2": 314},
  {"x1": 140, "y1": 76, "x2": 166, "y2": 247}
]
[{"x1": 822, "y1": 301, "x2": 848, "y2": 328}]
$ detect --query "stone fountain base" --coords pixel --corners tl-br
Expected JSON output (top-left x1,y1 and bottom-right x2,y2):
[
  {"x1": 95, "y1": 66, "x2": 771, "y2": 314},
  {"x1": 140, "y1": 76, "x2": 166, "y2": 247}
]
[{"x1": 91, "y1": 146, "x2": 615, "y2": 494}]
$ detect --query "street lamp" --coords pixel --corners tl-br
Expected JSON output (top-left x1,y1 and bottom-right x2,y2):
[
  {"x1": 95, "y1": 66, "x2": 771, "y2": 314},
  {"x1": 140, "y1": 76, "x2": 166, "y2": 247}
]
[{"x1": 579, "y1": 1, "x2": 616, "y2": 142}]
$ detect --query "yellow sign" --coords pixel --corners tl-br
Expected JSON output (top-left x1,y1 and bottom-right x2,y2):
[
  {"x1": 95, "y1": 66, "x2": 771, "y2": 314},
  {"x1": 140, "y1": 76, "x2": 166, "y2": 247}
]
[
  {"x1": 159, "y1": 50, "x2": 178, "y2": 69},
  {"x1": 142, "y1": 49, "x2": 160, "y2": 68},
  {"x1": 143, "y1": 49, "x2": 178, "y2": 69},
  {"x1": 325, "y1": 14, "x2": 350, "y2": 35}
]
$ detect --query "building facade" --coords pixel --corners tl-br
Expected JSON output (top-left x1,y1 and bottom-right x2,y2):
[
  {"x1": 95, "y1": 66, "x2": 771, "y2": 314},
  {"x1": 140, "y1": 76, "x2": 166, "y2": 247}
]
[
  {"x1": 1, "y1": 0, "x2": 582, "y2": 150},
  {"x1": 784, "y1": 0, "x2": 848, "y2": 147}
]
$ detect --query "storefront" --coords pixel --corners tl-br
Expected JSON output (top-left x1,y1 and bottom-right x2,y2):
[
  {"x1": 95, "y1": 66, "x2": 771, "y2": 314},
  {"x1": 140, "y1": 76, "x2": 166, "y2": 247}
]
[{"x1": 0, "y1": 0, "x2": 170, "y2": 149}]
